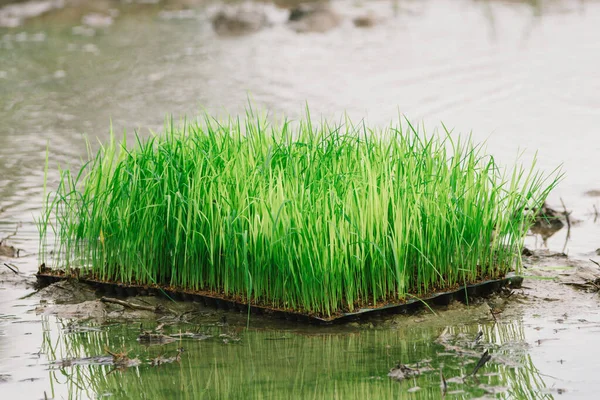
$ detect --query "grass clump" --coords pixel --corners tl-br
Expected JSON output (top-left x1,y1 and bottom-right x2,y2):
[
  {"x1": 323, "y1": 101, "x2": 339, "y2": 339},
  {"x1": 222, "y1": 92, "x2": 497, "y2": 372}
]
[{"x1": 38, "y1": 110, "x2": 560, "y2": 316}]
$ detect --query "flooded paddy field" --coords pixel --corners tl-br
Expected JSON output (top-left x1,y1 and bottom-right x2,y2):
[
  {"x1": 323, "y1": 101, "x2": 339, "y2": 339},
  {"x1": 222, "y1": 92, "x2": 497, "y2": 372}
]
[{"x1": 2, "y1": 0, "x2": 600, "y2": 398}]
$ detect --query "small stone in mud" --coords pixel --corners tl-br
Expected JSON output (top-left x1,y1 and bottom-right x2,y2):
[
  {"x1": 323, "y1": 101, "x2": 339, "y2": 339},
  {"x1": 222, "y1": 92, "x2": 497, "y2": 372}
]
[
  {"x1": 288, "y1": 3, "x2": 340, "y2": 33},
  {"x1": 212, "y1": 7, "x2": 271, "y2": 36},
  {"x1": 353, "y1": 13, "x2": 378, "y2": 28}
]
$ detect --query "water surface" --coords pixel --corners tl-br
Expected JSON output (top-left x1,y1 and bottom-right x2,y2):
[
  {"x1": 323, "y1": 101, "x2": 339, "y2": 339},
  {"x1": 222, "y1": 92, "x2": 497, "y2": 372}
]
[{"x1": 1, "y1": 0, "x2": 600, "y2": 398}]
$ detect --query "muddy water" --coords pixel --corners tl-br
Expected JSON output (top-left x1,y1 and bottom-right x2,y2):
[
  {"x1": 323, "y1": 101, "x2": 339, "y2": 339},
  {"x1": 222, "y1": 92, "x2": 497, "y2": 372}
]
[{"x1": 1, "y1": 0, "x2": 600, "y2": 398}]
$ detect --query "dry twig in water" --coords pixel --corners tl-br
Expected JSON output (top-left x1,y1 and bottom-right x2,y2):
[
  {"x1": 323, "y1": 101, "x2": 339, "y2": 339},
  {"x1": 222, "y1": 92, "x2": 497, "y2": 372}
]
[{"x1": 3, "y1": 263, "x2": 18, "y2": 274}]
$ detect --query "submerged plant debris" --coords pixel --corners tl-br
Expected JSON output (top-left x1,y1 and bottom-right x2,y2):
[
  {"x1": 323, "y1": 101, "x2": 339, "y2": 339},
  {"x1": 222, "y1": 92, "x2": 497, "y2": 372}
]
[{"x1": 38, "y1": 110, "x2": 560, "y2": 317}]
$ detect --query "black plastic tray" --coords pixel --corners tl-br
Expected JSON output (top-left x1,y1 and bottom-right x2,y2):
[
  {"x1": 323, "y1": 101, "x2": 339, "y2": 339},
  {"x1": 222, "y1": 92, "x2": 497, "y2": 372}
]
[{"x1": 36, "y1": 271, "x2": 522, "y2": 324}]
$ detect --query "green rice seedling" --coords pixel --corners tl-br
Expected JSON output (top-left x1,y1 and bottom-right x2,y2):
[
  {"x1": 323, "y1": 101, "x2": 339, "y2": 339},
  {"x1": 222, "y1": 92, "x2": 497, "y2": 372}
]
[{"x1": 38, "y1": 110, "x2": 561, "y2": 317}]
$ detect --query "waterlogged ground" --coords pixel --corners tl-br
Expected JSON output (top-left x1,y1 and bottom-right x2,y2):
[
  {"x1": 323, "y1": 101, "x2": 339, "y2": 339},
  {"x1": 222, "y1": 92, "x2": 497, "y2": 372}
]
[{"x1": 2, "y1": 0, "x2": 600, "y2": 398}]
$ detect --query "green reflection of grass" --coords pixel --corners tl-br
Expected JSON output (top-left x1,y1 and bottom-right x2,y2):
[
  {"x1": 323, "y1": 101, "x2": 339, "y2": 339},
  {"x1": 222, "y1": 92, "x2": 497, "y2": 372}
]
[{"x1": 43, "y1": 316, "x2": 553, "y2": 399}]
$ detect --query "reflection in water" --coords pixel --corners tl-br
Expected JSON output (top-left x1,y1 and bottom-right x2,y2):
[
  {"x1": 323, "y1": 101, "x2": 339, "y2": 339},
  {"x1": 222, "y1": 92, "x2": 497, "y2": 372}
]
[
  {"x1": 529, "y1": 202, "x2": 566, "y2": 247},
  {"x1": 42, "y1": 318, "x2": 553, "y2": 399}
]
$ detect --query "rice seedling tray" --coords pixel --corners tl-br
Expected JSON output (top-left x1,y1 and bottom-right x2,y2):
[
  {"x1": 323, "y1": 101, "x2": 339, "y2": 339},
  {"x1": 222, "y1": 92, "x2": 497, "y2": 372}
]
[
  {"x1": 37, "y1": 110, "x2": 556, "y2": 323},
  {"x1": 36, "y1": 267, "x2": 522, "y2": 324}
]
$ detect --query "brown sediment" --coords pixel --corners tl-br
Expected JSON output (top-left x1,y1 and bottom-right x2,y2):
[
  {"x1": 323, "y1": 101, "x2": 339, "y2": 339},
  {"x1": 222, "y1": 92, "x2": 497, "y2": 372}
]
[{"x1": 36, "y1": 265, "x2": 522, "y2": 324}]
